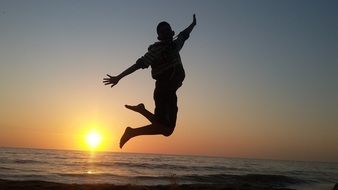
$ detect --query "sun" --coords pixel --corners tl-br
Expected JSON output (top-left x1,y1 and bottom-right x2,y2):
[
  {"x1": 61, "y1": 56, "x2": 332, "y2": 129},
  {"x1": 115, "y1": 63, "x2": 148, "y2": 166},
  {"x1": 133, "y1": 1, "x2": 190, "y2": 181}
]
[{"x1": 86, "y1": 130, "x2": 102, "y2": 149}]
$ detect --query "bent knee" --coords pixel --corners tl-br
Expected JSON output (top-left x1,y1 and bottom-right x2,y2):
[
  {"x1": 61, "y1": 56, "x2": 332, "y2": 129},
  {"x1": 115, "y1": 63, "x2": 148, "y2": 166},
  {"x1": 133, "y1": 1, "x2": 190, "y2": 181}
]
[{"x1": 162, "y1": 128, "x2": 174, "y2": 137}]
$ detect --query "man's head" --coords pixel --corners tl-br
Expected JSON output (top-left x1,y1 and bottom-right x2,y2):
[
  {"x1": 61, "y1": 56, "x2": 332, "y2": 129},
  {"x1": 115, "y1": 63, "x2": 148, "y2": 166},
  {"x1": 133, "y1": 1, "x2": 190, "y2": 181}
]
[{"x1": 157, "y1": 21, "x2": 175, "y2": 41}]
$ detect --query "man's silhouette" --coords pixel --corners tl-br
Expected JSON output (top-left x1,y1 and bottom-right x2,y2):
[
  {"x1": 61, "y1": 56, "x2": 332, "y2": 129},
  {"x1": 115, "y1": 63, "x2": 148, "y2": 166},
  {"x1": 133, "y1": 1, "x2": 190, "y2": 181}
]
[{"x1": 103, "y1": 14, "x2": 196, "y2": 148}]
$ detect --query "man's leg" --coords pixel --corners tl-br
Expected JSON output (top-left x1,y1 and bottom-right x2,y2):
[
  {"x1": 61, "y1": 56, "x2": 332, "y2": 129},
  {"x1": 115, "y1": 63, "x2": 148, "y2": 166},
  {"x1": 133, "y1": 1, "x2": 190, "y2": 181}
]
[
  {"x1": 125, "y1": 103, "x2": 157, "y2": 123},
  {"x1": 120, "y1": 124, "x2": 172, "y2": 148},
  {"x1": 120, "y1": 83, "x2": 174, "y2": 148},
  {"x1": 121, "y1": 100, "x2": 176, "y2": 149},
  {"x1": 168, "y1": 92, "x2": 178, "y2": 129},
  {"x1": 124, "y1": 84, "x2": 170, "y2": 128}
]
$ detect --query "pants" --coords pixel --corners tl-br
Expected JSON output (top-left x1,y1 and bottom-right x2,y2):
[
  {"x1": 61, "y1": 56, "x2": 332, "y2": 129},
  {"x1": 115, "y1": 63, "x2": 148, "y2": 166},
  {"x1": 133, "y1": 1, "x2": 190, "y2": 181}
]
[{"x1": 153, "y1": 80, "x2": 181, "y2": 129}]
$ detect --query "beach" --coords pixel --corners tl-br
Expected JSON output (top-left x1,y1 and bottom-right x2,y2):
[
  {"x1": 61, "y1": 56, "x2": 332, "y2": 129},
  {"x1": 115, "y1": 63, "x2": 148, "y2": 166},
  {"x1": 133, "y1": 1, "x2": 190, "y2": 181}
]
[
  {"x1": 1, "y1": 148, "x2": 337, "y2": 190},
  {"x1": 0, "y1": 179, "x2": 296, "y2": 190}
]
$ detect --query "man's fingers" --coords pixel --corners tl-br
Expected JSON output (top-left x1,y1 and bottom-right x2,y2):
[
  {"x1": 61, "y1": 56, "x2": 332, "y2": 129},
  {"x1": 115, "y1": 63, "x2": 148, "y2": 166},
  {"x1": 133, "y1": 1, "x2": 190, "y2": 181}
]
[
  {"x1": 105, "y1": 82, "x2": 114, "y2": 86},
  {"x1": 103, "y1": 74, "x2": 118, "y2": 87}
]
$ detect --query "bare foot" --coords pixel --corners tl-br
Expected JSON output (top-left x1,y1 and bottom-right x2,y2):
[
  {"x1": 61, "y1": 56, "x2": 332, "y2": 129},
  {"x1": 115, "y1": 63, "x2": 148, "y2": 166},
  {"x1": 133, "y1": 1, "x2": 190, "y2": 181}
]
[
  {"x1": 125, "y1": 103, "x2": 145, "y2": 113},
  {"x1": 120, "y1": 127, "x2": 133, "y2": 149}
]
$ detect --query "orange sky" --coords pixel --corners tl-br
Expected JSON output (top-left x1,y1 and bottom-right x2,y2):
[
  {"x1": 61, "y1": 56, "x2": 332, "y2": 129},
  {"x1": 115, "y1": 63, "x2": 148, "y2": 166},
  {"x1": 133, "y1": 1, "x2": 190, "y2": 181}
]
[{"x1": 0, "y1": 0, "x2": 337, "y2": 162}]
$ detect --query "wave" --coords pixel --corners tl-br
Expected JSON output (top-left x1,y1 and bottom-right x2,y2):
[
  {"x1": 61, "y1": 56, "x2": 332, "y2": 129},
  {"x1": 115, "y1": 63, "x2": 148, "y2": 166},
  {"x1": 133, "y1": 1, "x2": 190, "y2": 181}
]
[
  {"x1": 0, "y1": 172, "x2": 311, "y2": 188},
  {"x1": 0, "y1": 166, "x2": 14, "y2": 170},
  {"x1": 0, "y1": 173, "x2": 50, "y2": 181},
  {"x1": 92, "y1": 161, "x2": 243, "y2": 172},
  {"x1": 95, "y1": 161, "x2": 189, "y2": 170},
  {"x1": 57, "y1": 161, "x2": 247, "y2": 175},
  {"x1": 56, "y1": 173, "x2": 121, "y2": 178},
  {"x1": 13, "y1": 159, "x2": 47, "y2": 164},
  {"x1": 131, "y1": 173, "x2": 307, "y2": 187},
  {"x1": 53, "y1": 171, "x2": 305, "y2": 184},
  {"x1": 0, "y1": 158, "x2": 48, "y2": 165},
  {"x1": 239, "y1": 174, "x2": 306, "y2": 184}
]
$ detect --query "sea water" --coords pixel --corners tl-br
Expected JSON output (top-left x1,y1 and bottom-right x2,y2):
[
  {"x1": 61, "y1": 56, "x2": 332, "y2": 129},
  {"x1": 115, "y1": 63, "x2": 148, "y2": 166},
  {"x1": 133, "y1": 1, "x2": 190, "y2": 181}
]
[{"x1": 0, "y1": 147, "x2": 337, "y2": 189}]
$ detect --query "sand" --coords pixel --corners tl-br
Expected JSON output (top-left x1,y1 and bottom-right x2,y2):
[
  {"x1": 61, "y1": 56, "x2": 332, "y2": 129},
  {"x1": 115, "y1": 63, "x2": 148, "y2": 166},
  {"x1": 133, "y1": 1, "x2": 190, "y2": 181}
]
[{"x1": 0, "y1": 179, "x2": 295, "y2": 190}]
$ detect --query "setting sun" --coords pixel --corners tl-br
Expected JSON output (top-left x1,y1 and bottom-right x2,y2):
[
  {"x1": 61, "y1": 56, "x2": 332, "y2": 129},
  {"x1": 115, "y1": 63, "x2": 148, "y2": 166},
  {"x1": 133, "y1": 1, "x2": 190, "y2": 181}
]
[
  {"x1": 76, "y1": 120, "x2": 115, "y2": 152},
  {"x1": 86, "y1": 130, "x2": 102, "y2": 149}
]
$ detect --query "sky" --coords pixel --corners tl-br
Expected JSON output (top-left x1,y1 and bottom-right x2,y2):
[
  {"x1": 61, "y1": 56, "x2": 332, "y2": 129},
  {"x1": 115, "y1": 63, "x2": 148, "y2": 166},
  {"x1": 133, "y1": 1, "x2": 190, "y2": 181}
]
[{"x1": 0, "y1": 0, "x2": 337, "y2": 162}]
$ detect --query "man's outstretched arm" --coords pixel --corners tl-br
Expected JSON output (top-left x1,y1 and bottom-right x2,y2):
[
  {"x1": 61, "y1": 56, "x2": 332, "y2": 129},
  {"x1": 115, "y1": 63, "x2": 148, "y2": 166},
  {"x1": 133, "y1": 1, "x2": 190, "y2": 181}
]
[
  {"x1": 175, "y1": 14, "x2": 197, "y2": 51},
  {"x1": 182, "y1": 14, "x2": 197, "y2": 36},
  {"x1": 103, "y1": 59, "x2": 144, "y2": 87}
]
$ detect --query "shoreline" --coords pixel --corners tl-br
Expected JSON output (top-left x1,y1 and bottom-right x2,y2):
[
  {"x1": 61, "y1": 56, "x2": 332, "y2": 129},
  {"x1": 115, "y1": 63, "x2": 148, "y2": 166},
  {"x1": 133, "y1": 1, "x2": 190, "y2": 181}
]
[
  {"x1": 2, "y1": 147, "x2": 337, "y2": 164},
  {"x1": 0, "y1": 179, "x2": 295, "y2": 190}
]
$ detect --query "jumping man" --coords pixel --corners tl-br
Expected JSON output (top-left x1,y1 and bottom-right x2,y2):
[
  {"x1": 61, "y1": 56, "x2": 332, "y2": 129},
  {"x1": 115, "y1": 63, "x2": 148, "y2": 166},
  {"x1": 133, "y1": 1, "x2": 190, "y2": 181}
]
[{"x1": 103, "y1": 14, "x2": 197, "y2": 148}]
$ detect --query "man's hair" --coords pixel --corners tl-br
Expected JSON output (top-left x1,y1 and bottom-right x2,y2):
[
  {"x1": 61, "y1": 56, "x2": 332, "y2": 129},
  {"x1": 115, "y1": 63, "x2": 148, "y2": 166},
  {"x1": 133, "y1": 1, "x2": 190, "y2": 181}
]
[
  {"x1": 156, "y1": 21, "x2": 171, "y2": 35},
  {"x1": 156, "y1": 21, "x2": 175, "y2": 41}
]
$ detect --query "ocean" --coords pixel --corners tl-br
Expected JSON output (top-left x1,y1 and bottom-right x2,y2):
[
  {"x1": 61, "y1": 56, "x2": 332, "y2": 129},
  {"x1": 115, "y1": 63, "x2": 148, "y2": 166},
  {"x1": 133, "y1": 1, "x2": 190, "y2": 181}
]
[{"x1": 0, "y1": 147, "x2": 337, "y2": 189}]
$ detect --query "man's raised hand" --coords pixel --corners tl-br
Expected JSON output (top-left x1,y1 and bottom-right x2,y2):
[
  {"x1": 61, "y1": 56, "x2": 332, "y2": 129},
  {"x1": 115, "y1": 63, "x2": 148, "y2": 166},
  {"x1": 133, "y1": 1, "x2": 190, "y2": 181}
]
[
  {"x1": 103, "y1": 74, "x2": 120, "y2": 88},
  {"x1": 193, "y1": 14, "x2": 196, "y2": 26}
]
